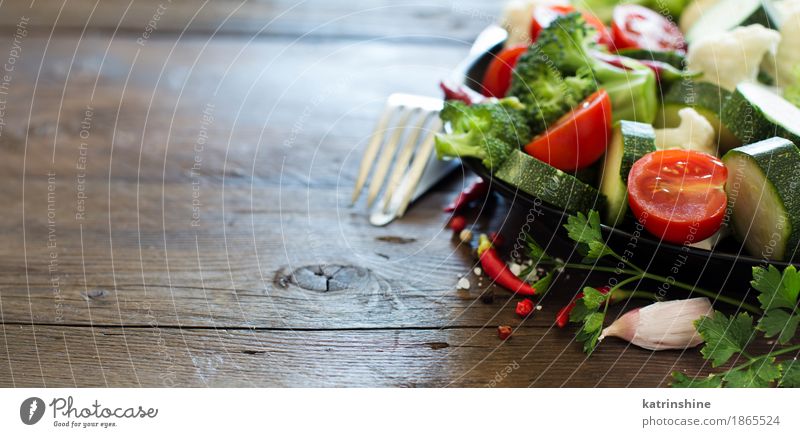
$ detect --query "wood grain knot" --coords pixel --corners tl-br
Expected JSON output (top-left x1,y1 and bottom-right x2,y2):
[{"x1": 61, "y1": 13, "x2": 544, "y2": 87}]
[
  {"x1": 281, "y1": 264, "x2": 372, "y2": 292},
  {"x1": 82, "y1": 289, "x2": 110, "y2": 301}
]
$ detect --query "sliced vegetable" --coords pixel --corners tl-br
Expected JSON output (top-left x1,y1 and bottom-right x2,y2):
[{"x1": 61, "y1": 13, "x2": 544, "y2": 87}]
[
  {"x1": 515, "y1": 13, "x2": 658, "y2": 125},
  {"x1": 495, "y1": 149, "x2": 603, "y2": 214},
  {"x1": 721, "y1": 137, "x2": 800, "y2": 261},
  {"x1": 599, "y1": 120, "x2": 656, "y2": 226},
  {"x1": 530, "y1": 4, "x2": 612, "y2": 47},
  {"x1": 524, "y1": 90, "x2": 612, "y2": 171},
  {"x1": 721, "y1": 82, "x2": 800, "y2": 145},
  {"x1": 591, "y1": 51, "x2": 697, "y2": 85},
  {"x1": 654, "y1": 107, "x2": 716, "y2": 156},
  {"x1": 685, "y1": 0, "x2": 774, "y2": 43},
  {"x1": 679, "y1": 0, "x2": 720, "y2": 33},
  {"x1": 627, "y1": 149, "x2": 728, "y2": 244},
  {"x1": 616, "y1": 48, "x2": 686, "y2": 70},
  {"x1": 611, "y1": 4, "x2": 686, "y2": 52},
  {"x1": 658, "y1": 80, "x2": 740, "y2": 150},
  {"x1": 481, "y1": 45, "x2": 527, "y2": 98}
]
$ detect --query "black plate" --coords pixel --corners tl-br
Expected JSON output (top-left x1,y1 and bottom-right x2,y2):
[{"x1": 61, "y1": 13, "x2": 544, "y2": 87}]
[{"x1": 457, "y1": 36, "x2": 797, "y2": 289}]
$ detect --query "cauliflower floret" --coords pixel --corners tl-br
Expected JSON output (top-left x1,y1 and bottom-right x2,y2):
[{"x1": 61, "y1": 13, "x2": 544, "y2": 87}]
[
  {"x1": 654, "y1": 108, "x2": 716, "y2": 156},
  {"x1": 762, "y1": 1, "x2": 800, "y2": 92},
  {"x1": 687, "y1": 24, "x2": 781, "y2": 91},
  {"x1": 500, "y1": 0, "x2": 570, "y2": 47}
]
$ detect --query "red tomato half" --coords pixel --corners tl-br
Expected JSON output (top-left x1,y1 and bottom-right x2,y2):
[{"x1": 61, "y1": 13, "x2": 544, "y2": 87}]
[
  {"x1": 627, "y1": 149, "x2": 727, "y2": 244},
  {"x1": 524, "y1": 90, "x2": 612, "y2": 171},
  {"x1": 611, "y1": 5, "x2": 686, "y2": 52},
  {"x1": 481, "y1": 45, "x2": 527, "y2": 97},
  {"x1": 530, "y1": 5, "x2": 612, "y2": 47}
]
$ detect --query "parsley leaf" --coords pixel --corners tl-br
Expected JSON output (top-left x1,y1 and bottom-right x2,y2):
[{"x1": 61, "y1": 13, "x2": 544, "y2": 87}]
[
  {"x1": 576, "y1": 312, "x2": 604, "y2": 353},
  {"x1": 569, "y1": 287, "x2": 610, "y2": 354},
  {"x1": 723, "y1": 357, "x2": 781, "y2": 388},
  {"x1": 752, "y1": 265, "x2": 800, "y2": 311},
  {"x1": 779, "y1": 360, "x2": 800, "y2": 388},
  {"x1": 695, "y1": 311, "x2": 755, "y2": 367},
  {"x1": 753, "y1": 265, "x2": 800, "y2": 344},
  {"x1": 759, "y1": 309, "x2": 800, "y2": 345},
  {"x1": 564, "y1": 210, "x2": 603, "y2": 247},
  {"x1": 670, "y1": 372, "x2": 722, "y2": 388},
  {"x1": 525, "y1": 235, "x2": 552, "y2": 262}
]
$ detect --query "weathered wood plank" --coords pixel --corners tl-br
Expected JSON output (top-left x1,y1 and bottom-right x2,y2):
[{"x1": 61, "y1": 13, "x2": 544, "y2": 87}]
[
  {"x1": 0, "y1": 324, "x2": 710, "y2": 387},
  {"x1": 0, "y1": 0, "x2": 501, "y2": 42},
  {"x1": 0, "y1": 35, "x2": 467, "y2": 187}
]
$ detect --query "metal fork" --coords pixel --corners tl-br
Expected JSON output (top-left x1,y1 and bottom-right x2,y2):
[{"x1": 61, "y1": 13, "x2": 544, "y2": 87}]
[
  {"x1": 350, "y1": 93, "x2": 452, "y2": 226},
  {"x1": 351, "y1": 25, "x2": 507, "y2": 226}
]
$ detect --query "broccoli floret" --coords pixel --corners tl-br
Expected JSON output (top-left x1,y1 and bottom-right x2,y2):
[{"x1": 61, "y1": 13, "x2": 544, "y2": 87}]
[
  {"x1": 513, "y1": 12, "x2": 657, "y2": 125},
  {"x1": 435, "y1": 97, "x2": 531, "y2": 170},
  {"x1": 508, "y1": 52, "x2": 597, "y2": 133}
]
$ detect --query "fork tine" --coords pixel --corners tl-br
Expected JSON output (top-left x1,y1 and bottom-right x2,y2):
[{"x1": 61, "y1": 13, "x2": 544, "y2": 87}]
[
  {"x1": 396, "y1": 117, "x2": 443, "y2": 217},
  {"x1": 365, "y1": 107, "x2": 417, "y2": 207},
  {"x1": 351, "y1": 101, "x2": 396, "y2": 204},
  {"x1": 381, "y1": 109, "x2": 435, "y2": 212}
]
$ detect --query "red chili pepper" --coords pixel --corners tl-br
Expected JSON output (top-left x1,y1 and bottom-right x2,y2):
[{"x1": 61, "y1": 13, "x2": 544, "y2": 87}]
[
  {"x1": 477, "y1": 234, "x2": 536, "y2": 296},
  {"x1": 515, "y1": 298, "x2": 534, "y2": 318},
  {"x1": 448, "y1": 215, "x2": 466, "y2": 233},
  {"x1": 444, "y1": 177, "x2": 488, "y2": 212},
  {"x1": 489, "y1": 231, "x2": 504, "y2": 247},
  {"x1": 497, "y1": 325, "x2": 513, "y2": 340},
  {"x1": 439, "y1": 80, "x2": 481, "y2": 105},
  {"x1": 555, "y1": 286, "x2": 611, "y2": 328}
]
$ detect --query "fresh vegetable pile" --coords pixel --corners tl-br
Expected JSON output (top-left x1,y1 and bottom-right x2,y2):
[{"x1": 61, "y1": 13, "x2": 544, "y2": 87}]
[
  {"x1": 436, "y1": 0, "x2": 800, "y2": 261},
  {"x1": 435, "y1": 0, "x2": 800, "y2": 387}
]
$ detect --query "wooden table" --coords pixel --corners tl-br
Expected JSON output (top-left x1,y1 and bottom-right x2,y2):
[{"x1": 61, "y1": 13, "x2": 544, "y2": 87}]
[{"x1": 0, "y1": 0, "x2": 711, "y2": 387}]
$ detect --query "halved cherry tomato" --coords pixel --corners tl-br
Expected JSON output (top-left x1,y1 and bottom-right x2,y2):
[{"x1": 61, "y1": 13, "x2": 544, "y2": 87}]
[
  {"x1": 611, "y1": 4, "x2": 686, "y2": 52},
  {"x1": 481, "y1": 45, "x2": 527, "y2": 97},
  {"x1": 627, "y1": 149, "x2": 727, "y2": 244},
  {"x1": 524, "y1": 90, "x2": 612, "y2": 171},
  {"x1": 530, "y1": 5, "x2": 612, "y2": 47}
]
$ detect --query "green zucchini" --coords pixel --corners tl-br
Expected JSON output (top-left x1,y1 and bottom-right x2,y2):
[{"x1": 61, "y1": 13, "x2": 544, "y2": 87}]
[
  {"x1": 494, "y1": 149, "x2": 603, "y2": 214},
  {"x1": 616, "y1": 48, "x2": 686, "y2": 70},
  {"x1": 721, "y1": 82, "x2": 800, "y2": 145},
  {"x1": 599, "y1": 120, "x2": 657, "y2": 226},
  {"x1": 658, "y1": 80, "x2": 740, "y2": 150},
  {"x1": 722, "y1": 137, "x2": 800, "y2": 261},
  {"x1": 686, "y1": 0, "x2": 775, "y2": 43}
]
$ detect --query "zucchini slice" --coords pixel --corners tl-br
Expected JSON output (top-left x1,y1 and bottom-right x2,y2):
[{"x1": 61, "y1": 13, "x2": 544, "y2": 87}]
[
  {"x1": 722, "y1": 82, "x2": 800, "y2": 145},
  {"x1": 722, "y1": 137, "x2": 800, "y2": 261},
  {"x1": 494, "y1": 149, "x2": 603, "y2": 214},
  {"x1": 658, "y1": 80, "x2": 740, "y2": 150},
  {"x1": 599, "y1": 121, "x2": 656, "y2": 226},
  {"x1": 686, "y1": 0, "x2": 774, "y2": 43},
  {"x1": 616, "y1": 48, "x2": 686, "y2": 70}
]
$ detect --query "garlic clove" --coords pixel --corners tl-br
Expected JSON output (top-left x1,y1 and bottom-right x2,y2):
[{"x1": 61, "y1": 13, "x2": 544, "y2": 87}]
[{"x1": 600, "y1": 298, "x2": 713, "y2": 351}]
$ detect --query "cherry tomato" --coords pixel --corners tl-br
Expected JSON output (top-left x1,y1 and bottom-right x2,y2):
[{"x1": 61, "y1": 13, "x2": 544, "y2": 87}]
[
  {"x1": 530, "y1": 5, "x2": 612, "y2": 47},
  {"x1": 481, "y1": 45, "x2": 527, "y2": 98},
  {"x1": 524, "y1": 90, "x2": 612, "y2": 171},
  {"x1": 611, "y1": 4, "x2": 686, "y2": 52},
  {"x1": 627, "y1": 149, "x2": 727, "y2": 244}
]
